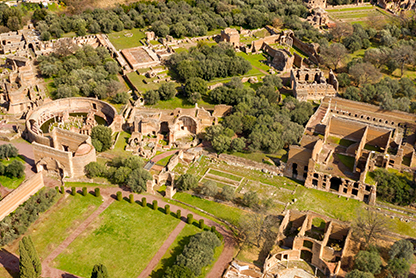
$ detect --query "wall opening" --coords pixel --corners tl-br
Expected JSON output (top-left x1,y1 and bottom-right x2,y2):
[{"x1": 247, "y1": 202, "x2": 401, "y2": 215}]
[
  {"x1": 301, "y1": 250, "x2": 313, "y2": 263},
  {"x1": 329, "y1": 177, "x2": 342, "y2": 192}
]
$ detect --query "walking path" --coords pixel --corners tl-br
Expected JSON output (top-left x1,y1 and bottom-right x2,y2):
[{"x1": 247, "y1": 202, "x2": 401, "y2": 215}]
[
  {"x1": 137, "y1": 221, "x2": 186, "y2": 278},
  {"x1": 25, "y1": 186, "x2": 236, "y2": 278},
  {"x1": 41, "y1": 197, "x2": 115, "y2": 278}
]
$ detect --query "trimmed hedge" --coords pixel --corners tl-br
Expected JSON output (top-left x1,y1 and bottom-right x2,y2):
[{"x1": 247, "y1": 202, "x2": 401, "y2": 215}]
[
  {"x1": 187, "y1": 214, "x2": 193, "y2": 225},
  {"x1": 129, "y1": 194, "x2": 134, "y2": 204},
  {"x1": 82, "y1": 187, "x2": 87, "y2": 196},
  {"x1": 177, "y1": 210, "x2": 181, "y2": 219},
  {"x1": 71, "y1": 187, "x2": 76, "y2": 196},
  {"x1": 153, "y1": 200, "x2": 158, "y2": 210},
  {"x1": 116, "y1": 191, "x2": 122, "y2": 201},
  {"x1": 199, "y1": 219, "x2": 205, "y2": 229},
  {"x1": 165, "y1": 204, "x2": 170, "y2": 215},
  {"x1": 142, "y1": 197, "x2": 147, "y2": 207},
  {"x1": 95, "y1": 188, "x2": 100, "y2": 198}
]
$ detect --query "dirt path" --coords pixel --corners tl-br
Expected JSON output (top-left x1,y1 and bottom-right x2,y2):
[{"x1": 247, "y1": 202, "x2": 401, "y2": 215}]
[
  {"x1": 150, "y1": 150, "x2": 178, "y2": 164},
  {"x1": 41, "y1": 197, "x2": 115, "y2": 278},
  {"x1": 137, "y1": 221, "x2": 186, "y2": 278}
]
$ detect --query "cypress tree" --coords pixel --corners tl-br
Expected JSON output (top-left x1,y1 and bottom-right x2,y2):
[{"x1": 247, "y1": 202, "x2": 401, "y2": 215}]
[
  {"x1": 152, "y1": 200, "x2": 157, "y2": 210},
  {"x1": 19, "y1": 240, "x2": 36, "y2": 278},
  {"x1": 71, "y1": 187, "x2": 76, "y2": 195},
  {"x1": 129, "y1": 194, "x2": 134, "y2": 204},
  {"x1": 142, "y1": 197, "x2": 146, "y2": 207},
  {"x1": 199, "y1": 219, "x2": 205, "y2": 229},
  {"x1": 187, "y1": 214, "x2": 193, "y2": 224},
  {"x1": 117, "y1": 191, "x2": 122, "y2": 201},
  {"x1": 24, "y1": 236, "x2": 41, "y2": 277},
  {"x1": 82, "y1": 187, "x2": 88, "y2": 196},
  {"x1": 95, "y1": 188, "x2": 100, "y2": 198},
  {"x1": 91, "y1": 263, "x2": 109, "y2": 278},
  {"x1": 165, "y1": 204, "x2": 170, "y2": 215}
]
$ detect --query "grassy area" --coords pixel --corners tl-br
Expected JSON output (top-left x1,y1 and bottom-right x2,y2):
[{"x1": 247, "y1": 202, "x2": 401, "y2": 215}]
[
  {"x1": 107, "y1": 28, "x2": 145, "y2": 50},
  {"x1": 336, "y1": 154, "x2": 355, "y2": 171},
  {"x1": 54, "y1": 200, "x2": 180, "y2": 278},
  {"x1": 114, "y1": 131, "x2": 131, "y2": 153},
  {"x1": 174, "y1": 47, "x2": 188, "y2": 53},
  {"x1": 236, "y1": 52, "x2": 271, "y2": 72},
  {"x1": 200, "y1": 178, "x2": 232, "y2": 189},
  {"x1": 151, "y1": 224, "x2": 201, "y2": 278},
  {"x1": 173, "y1": 192, "x2": 249, "y2": 227},
  {"x1": 328, "y1": 136, "x2": 356, "y2": 147},
  {"x1": 326, "y1": 5, "x2": 374, "y2": 12},
  {"x1": 0, "y1": 156, "x2": 26, "y2": 189},
  {"x1": 208, "y1": 169, "x2": 242, "y2": 182},
  {"x1": 150, "y1": 95, "x2": 215, "y2": 110},
  {"x1": 231, "y1": 150, "x2": 287, "y2": 164},
  {"x1": 365, "y1": 171, "x2": 376, "y2": 185},
  {"x1": 126, "y1": 71, "x2": 163, "y2": 92},
  {"x1": 156, "y1": 154, "x2": 174, "y2": 167},
  {"x1": 64, "y1": 182, "x2": 117, "y2": 188}
]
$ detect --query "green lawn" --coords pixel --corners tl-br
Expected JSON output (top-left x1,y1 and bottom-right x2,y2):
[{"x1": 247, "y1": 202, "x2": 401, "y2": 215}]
[
  {"x1": 156, "y1": 154, "x2": 174, "y2": 167},
  {"x1": 151, "y1": 224, "x2": 201, "y2": 278},
  {"x1": 64, "y1": 181, "x2": 117, "y2": 188},
  {"x1": 236, "y1": 52, "x2": 271, "y2": 72},
  {"x1": 230, "y1": 150, "x2": 287, "y2": 164},
  {"x1": 328, "y1": 136, "x2": 356, "y2": 147},
  {"x1": 326, "y1": 6, "x2": 374, "y2": 12},
  {"x1": 26, "y1": 194, "x2": 103, "y2": 260},
  {"x1": 114, "y1": 131, "x2": 131, "y2": 153},
  {"x1": 208, "y1": 169, "x2": 242, "y2": 182},
  {"x1": 149, "y1": 95, "x2": 215, "y2": 110},
  {"x1": 336, "y1": 154, "x2": 355, "y2": 171},
  {"x1": 173, "y1": 192, "x2": 248, "y2": 227},
  {"x1": 0, "y1": 156, "x2": 26, "y2": 189},
  {"x1": 54, "y1": 200, "x2": 180, "y2": 278},
  {"x1": 107, "y1": 28, "x2": 146, "y2": 51}
]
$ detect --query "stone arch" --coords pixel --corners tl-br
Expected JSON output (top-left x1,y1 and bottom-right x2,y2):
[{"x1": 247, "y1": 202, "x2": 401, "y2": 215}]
[{"x1": 175, "y1": 115, "x2": 198, "y2": 134}]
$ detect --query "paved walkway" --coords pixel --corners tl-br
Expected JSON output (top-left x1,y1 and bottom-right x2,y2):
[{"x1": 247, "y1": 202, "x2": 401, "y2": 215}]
[{"x1": 137, "y1": 221, "x2": 186, "y2": 278}]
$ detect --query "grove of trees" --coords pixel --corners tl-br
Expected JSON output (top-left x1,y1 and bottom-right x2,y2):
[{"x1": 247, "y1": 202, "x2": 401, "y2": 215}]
[{"x1": 19, "y1": 236, "x2": 42, "y2": 278}]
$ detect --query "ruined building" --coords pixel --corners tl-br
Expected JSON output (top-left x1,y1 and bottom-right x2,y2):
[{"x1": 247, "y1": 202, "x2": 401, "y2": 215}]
[
  {"x1": 263, "y1": 210, "x2": 354, "y2": 277},
  {"x1": 284, "y1": 97, "x2": 416, "y2": 204},
  {"x1": 291, "y1": 68, "x2": 338, "y2": 101},
  {"x1": 125, "y1": 104, "x2": 232, "y2": 153},
  {"x1": 26, "y1": 98, "x2": 123, "y2": 178},
  {"x1": 307, "y1": 8, "x2": 330, "y2": 28},
  {"x1": 304, "y1": 0, "x2": 327, "y2": 9},
  {"x1": 0, "y1": 56, "x2": 44, "y2": 116}
]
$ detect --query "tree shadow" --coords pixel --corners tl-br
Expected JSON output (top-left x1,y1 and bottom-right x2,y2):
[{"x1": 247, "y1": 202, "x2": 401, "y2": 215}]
[
  {"x1": 62, "y1": 274, "x2": 79, "y2": 278},
  {"x1": 0, "y1": 249, "x2": 19, "y2": 278},
  {"x1": 149, "y1": 235, "x2": 194, "y2": 278}
]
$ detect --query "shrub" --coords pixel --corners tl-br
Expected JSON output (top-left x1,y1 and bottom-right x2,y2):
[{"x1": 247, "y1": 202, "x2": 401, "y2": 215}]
[
  {"x1": 116, "y1": 191, "x2": 122, "y2": 201},
  {"x1": 176, "y1": 174, "x2": 198, "y2": 191},
  {"x1": 82, "y1": 187, "x2": 87, "y2": 196},
  {"x1": 199, "y1": 219, "x2": 205, "y2": 229},
  {"x1": 91, "y1": 126, "x2": 113, "y2": 152},
  {"x1": 142, "y1": 197, "x2": 147, "y2": 207},
  {"x1": 165, "y1": 204, "x2": 170, "y2": 215},
  {"x1": 200, "y1": 181, "x2": 218, "y2": 197},
  {"x1": 71, "y1": 187, "x2": 76, "y2": 196},
  {"x1": 55, "y1": 186, "x2": 59, "y2": 193},
  {"x1": 220, "y1": 185, "x2": 235, "y2": 201},
  {"x1": 95, "y1": 188, "x2": 100, "y2": 198},
  {"x1": 84, "y1": 162, "x2": 107, "y2": 178},
  {"x1": 152, "y1": 200, "x2": 158, "y2": 210},
  {"x1": 60, "y1": 186, "x2": 65, "y2": 194},
  {"x1": 177, "y1": 209, "x2": 181, "y2": 219},
  {"x1": 5, "y1": 160, "x2": 25, "y2": 178},
  {"x1": 211, "y1": 226, "x2": 216, "y2": 233},
  {"x1": 187, "y1": 214, "x2": 193, "y2": 224},
  {"x1": 129, "y1": 194, "x2": 134, "y2": 204}
]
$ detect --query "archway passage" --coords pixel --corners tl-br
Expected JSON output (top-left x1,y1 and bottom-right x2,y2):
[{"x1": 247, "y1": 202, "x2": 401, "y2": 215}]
[
  {"x1": 292, "y1": 163, "x2": 298, "y2": 178},
  {"x1": 301, "y1": 250, "x2": 313, "y2": 263},
  {"x1": 329, "y1": 177, "x2": 342, "y2": 192}
]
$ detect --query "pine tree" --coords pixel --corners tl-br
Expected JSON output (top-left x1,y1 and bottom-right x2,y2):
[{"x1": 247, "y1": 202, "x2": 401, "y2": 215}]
[
  {"x1": 27, "y1": 236, "x2": 41, "y2": 277},
  {"x1": 91, "y1": 264, "x2": 109, "y2": 278},
  {"x1": 19, "y1": 240, "x2": 36, "y2": 278}
]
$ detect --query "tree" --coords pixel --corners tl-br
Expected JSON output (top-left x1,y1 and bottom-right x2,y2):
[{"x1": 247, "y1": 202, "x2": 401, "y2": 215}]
[
  {"x1": 345, "y1": 270, "x2": 374, "y2": 278},
  {"x1": 354, "y1": 250, "x2": 382, "y2": 274},
  {"x1": 212, "y1": 134, "x2": 232, "y2": 153},
  {"x1": 200, "y1": 181, "x2": 218, "y2": 197},
  {"x1": 176, "y1": 174, "x2": 198, "y2": 191},
  {"x1": 113, "y1": 92, "x2": 129, "y2": 104},
  {"x1": 389, "y1": 240, "x2": 414, "y2": 262},
  {"x1": 91, "y1": 126, "x2": 113, "y2": 152},
  {"x1": 231, "y1": 138, "x2": 245, "y2": 152},
  {"x1": 113, "y1": 167, "x2": 132, "y2": 184},
  {"x1": 0, "y1": 144, "x2": 18, "y2": 160},
  {"x1": 184, "y1": 78, "x2": 206, "y2": 98},
  {"x1": 263, "y1": 75, "x2": 283, "y2": 89},
  {"x1": 338, "y1": 73, "x2": 351, "y2": 87},
  {"x1": 126, "y1": 168, "x2": 152, "y2": 193},
  {"x1": 388, "y1": 258, "x2": 410, "y2": 278},
  {"x1": 19, "y1": 236, "x2": 41, "y2": 278},
  {"x1": 242, "y1": 191, "x2": 259, "y2": 208},
  {"x1": 6, "y1": 160, "x2": 25, "y2": 178},
  {"x1": 220, "y1": 185, "x2": 235, "y2": 201},
  {"x1": 164, "y1": 265, "x2": 195, "y2": 278},
  {"x1": 352, "y1": 210, "x2": 388, "y2": 247},
  {"x1": 85, "y1": 162, "x2": 107, "y2": 178},
  {"x1": 330, "y1": 22, "x2": 353, "y2": 42},
  {"x1": 364, "y1": 48, "x2": 391, "y2": 69},
  {"x1": 158, "y1": 83, "x2": 176, "y2": 100},
  {"x1": 392, "y1": 45, "x2": 414, "y2": 78},
  {"x1": 321, "y1": 43, "x2": 348, "y2": 71},
  {"x1": 91, "y1": 264, "x2": 109, "y2": 278},
  {"x1": 349, "y1": 62, "x2": 382, "y2": 85},
  {"x1": 144, "y1": 90, "x2": 160, "y2": 105}
]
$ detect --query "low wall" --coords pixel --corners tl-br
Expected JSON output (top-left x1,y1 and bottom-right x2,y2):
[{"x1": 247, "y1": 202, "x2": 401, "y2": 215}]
[
  {"x1": 0, "y1": 173, "x2": 44, "y2": 221},
  {"x1": 213, "y1": 153, "x2": 283, "y2": 175}
]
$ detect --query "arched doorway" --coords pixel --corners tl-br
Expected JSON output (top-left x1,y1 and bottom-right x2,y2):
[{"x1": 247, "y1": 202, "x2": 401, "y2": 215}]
[{"x1": 301, "y1": 250, "x2": 313, "y2": 263}]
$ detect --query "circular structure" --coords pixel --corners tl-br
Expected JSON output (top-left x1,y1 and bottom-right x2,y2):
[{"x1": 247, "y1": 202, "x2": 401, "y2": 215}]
[{"x1": 26, "y1": 97, "x2": 120, "y2": 145}]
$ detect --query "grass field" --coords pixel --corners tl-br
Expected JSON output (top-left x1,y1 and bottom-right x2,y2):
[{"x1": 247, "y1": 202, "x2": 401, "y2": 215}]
[
  {"x1": 6, "y1": 194, "x2": 103, "y2": 260},
  {"x1": 149, "y1": 95, "x2": 215, "y2": 110},
  {"x1": 208, "y1": 169, "x2": 242, "y2": 182},
  {"x1": 54, "y1": 200, "x2": 180, "y2": 278},
  {"x1": 174, "y1": 192, "x2": 248, "y2": 226},
  {"x1": 236, "y1": 52, "x2": 271, "y2": 72},
  {"x1": 107, "y1": 28, "x2": 146, "y2": 50},
  {"x1": 336, "y1": 154, "x2": 355, "y2": 171},
  {"x1": 156, "y1": 154, "x2": 174, "y2": 167},
  {"x1": 328, "y1": 136, "x2": 355, "y2": 147},
  {"x1": 0, "y1": 156, "x2": 26, "y2": 189},
  {"x1": 326, "y1": 5, "x2": 389, "y2": 25}
]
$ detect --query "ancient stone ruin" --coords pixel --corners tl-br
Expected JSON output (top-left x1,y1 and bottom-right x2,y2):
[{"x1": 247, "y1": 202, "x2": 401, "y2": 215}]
[{"x1": 291, "y1": 68, "x2": 338, "y2": 101}]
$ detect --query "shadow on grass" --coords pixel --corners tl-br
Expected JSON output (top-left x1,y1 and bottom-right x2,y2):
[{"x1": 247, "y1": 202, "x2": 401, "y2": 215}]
[{"x1": 149, "y1": 234, "x2": 195, "y2": 278}]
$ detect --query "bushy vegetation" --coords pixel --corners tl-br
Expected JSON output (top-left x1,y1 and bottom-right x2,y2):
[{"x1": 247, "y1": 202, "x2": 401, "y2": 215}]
[
  {"x1": 371, "y1": 169, "x2": 415, "y2": 206},
  {"x1": 206, "y1": 77, "x2": 312, "y2": 153},
  {"x1": 33, "y1": 0, "x2": 320, "y2": 42},
  {"x1": 164, "y1": 231, "x2": 221, "y2": 277},
  {"x1": 91, "y1": 264, "x2": 109, "y2": 278},
  {"x1": 0, "y1": 159, "x2": 25, "y2": 179},
  {"x1": 85, "y1": 156, "x2": 152, "y2": 193},
  {"x1": 0, "y1": 188, "x2": 58, "y2": 246},
  {"x1": 38, "y1": 45, "x2": 121, "y2": 99},
  {"x1": 19, "y1": 236, "x2": 41, "y2": 278},
  {"x1": 91, "y1": 126, "x2": 113, "y2": 152},
  {"x1": 0, "y1": 144, "x2": 18, "y2": 160}
]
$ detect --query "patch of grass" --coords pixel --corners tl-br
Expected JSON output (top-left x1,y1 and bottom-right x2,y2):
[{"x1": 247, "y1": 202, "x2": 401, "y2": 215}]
[
  {"x1": 364, "y1": 144, "x2": 381, "y2": 152},
  {"x1": 236, "y1": 52, "x2": 271, "y2": 72},
  {"x1": 174, "y1": 47, "x2": 188, "y2": 53},
  {"x1": 156, "y1": 154, "x2": 174, "y2": 167},
  {"x1": 0, "y1": 156, "x2": 26, "y2": 189},
  {"x1": 208, "y1": 169, "x2": 242, "y2": 182},
  {"x1": 151, "y1": 224, "x2": 201, "y2": 278},
  {"x1": 149, "y1": 95, "x2": 215, "y2": 110},
  {"x1": 326, "y1": 5, "x2": 374, "y2": 12},
  {"x1": 114, "y1": 131, "x2": 131, "y2": 153},
  {"x1": 336, "y1": 154, "x2": 355, "y2": 171},
  {"x1": 200, "y1": 178, "x2": 232, "y2": 189},
  {"x1": 54, "y1": 200, "x2": 180, "y2": 278},
  {"x1": 107, "y1": 28, "x2": 145, "y2": 50},
  {"x1": 173, "y1": 192, "x2": 248, "y2": 227},
  {"x1": 365, "y1": 171, "x2": 376, "y2": 185},
  {"x1": 64, "y1": 182, "x2": 116, "y2": 188},
  {"x1": 7, "y1": 194, "x2": 103, "y2": 260},
  {"x1": 328, "y1": 136, "x2": 356, "y2": 147}
]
